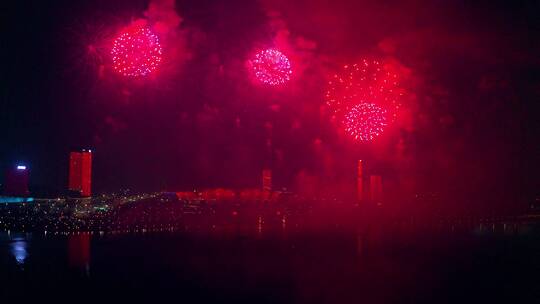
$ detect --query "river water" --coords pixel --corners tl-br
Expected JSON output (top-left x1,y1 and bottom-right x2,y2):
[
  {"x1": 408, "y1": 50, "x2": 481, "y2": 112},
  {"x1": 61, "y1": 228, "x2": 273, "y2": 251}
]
[{"x1": 1, "y1": 223, "x2": 539, "y2": 303}]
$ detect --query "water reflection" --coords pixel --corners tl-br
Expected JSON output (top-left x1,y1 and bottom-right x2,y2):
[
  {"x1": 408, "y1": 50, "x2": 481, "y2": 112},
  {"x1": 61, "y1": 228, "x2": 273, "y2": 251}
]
[
  {"x1": 68, "y1": 234, "x2": 91, "y2": 276},
  {"x1": 10, "y1": 238, "x2": 28, "y2": 265},
  {"x1": 0, "y1": 217, "x2": 537, "y2": 303}
]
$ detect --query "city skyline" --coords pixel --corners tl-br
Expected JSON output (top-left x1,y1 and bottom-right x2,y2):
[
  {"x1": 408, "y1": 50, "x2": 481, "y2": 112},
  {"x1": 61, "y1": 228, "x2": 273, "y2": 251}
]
[
  {"x1": 1, "y1": 0, "x2": 538, "y2": 208},
  {"x1": 1, "y1": 1, "x2": 539, "y2": 302}
]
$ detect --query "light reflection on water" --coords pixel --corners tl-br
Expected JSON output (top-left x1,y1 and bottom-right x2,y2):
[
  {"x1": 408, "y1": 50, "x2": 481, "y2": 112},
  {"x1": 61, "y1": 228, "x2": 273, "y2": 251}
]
[
  {"x1": 1, "y1": 232, "x2": 92, "y2": 274},
  {"x1": 9, "y1": 237, "x2": 29, "y2": 265},
  {"x1": 0, "y1": 221, "x2": 538, "y2": 303},
  {"x1": 68, "y1": 234, "x2": 91, "y2": 276}
]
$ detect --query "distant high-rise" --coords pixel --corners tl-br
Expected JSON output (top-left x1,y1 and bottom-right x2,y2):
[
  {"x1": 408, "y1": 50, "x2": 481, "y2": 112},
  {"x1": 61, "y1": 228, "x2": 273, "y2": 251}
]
[
  {"x1": 369, "y1": 175, "x2": 383, "y2": 204},
  {"x1": 262, "y1": 169, "x2": 272, "y2": 196},
  {"x1": 357, "y1": 160, "x2": 363, "y2": 202},
  {"x1": 69, "y1": 150, "x2": 92, "y2": 197},
  {"x1": 4, "y1": 165, "x2": 30, "y2": 197}
]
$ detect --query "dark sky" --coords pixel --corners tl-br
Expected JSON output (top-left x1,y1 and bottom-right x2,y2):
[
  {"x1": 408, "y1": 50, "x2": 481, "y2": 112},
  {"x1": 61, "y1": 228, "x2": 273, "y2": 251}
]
[{"x1": 1, "y1": 0, "x2": 539, "y2": 205}]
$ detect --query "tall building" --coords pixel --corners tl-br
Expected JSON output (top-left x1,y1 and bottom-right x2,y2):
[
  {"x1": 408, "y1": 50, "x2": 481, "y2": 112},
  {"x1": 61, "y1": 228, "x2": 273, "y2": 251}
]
[
  {"x1": 370, "y1": 175, "x2": 383, "y2": 204},
  {"x1": 357, "y1": 160, "x2": 364, "y2": 202},
  {"x1": 69, "y1": 150, "x2": 92, "y2": 197},
  {"x1": 262, "y1": 169, "x2": 272, "y2": 197},
  {"x1": 4, "y1": 165, "x2": 30, "y2": 196}
]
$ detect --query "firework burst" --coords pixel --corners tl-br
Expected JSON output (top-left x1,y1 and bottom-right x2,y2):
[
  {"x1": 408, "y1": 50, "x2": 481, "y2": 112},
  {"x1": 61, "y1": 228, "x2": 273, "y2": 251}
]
[
  {"x1": 343, "y1": 103, "x2": 388, "y2": 142},
  {"x1": 111, "y1": 26, "x2": 162, "y2": 77},
  {"x1": 326, "y1": 59, "x2": 403, "y2": 120},
  {"x1": 249, "y1": 49, "x2": 292, "y2": 86}
]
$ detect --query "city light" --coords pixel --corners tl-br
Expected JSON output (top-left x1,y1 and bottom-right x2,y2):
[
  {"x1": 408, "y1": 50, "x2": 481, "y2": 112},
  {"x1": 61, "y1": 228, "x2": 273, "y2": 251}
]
[{"x1": 16, "y1": 165, "x2": 27, "y2": 170}]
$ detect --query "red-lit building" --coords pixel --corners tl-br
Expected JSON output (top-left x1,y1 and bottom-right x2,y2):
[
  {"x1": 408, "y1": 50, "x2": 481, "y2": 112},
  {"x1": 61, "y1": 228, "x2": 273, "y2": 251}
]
[
  {"x1": 69, "y1": 150, "x2": 92, "y2": 197},
  {"x1": 4, "y1": 165, "x2": 30, "y2": 196},
  {"x1": 370, "y1": 175, "x2": 383, "y2": 204},
  {"x1": 357, "y1": 160, "x2": 364, "y2": 202},
  {"x1": 262, "y1": 169, "x2": 272, "y2": 199}
]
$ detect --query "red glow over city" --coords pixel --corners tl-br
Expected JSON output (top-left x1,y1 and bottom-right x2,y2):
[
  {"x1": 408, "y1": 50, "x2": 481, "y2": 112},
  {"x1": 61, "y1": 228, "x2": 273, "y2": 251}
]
[
  {"x1": 249, "y1": 49, "x2": 292, "y2": 86},
  {"x1": 343, "y1": 103, "x2": 388, "y2": 142},
  {"x1": 111, "y1": 26, "x2": 162, "y2": 77},
  {"x1": 2, "y1": 0, "x2": 539, "y2": 302},
  {"x1": 325, "y1": 59, "x2": 403, "y2": 120},
  {"x1": 69, "y1": 151, "x2": 92, "y2": 197}
]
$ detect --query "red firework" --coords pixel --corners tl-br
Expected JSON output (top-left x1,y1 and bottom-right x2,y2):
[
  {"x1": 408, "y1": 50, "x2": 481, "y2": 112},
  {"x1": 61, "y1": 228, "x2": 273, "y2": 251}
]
[
  {"x1": 250, "y1": 49, "x2": 292, "y2": 86},
  {"x1": 343, "y1": 103, "x2": 388, "y2": 142},
  {"x1": 325, "y1": 59, "x2": 403, "y2": 120},
  {"x1": 111, "y1": 26, "x2": 162, "y2": 77}
]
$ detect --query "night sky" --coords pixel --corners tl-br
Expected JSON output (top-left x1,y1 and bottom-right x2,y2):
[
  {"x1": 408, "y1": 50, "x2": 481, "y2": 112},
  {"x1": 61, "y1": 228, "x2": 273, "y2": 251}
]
[{"x1": 1, "y1": 0, "x2": 539, "y2": 207}]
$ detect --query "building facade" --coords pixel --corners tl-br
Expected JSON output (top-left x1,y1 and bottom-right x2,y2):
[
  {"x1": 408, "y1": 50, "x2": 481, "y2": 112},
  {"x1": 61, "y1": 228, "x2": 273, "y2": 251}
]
[
  {"x1": 69, "y1": 150, "x2": 92, "y2": 197},
  {"x1": 369, "y1": 175, "x2": 383, "y2": 204},
  {"x1": 262, "y1": 169, "x2": 272, "y2": 198},
  {"x1": 4, "y1": 165, "x2": 30, "y2": 196},
  {"x1": 357, "y1": 160, "x2": 364, "y2": 202}
]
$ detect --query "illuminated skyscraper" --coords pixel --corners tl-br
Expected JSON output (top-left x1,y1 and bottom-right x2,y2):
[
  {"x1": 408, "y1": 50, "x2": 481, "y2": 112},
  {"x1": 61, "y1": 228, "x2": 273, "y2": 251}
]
[
  {"x1": 370, "y1": 175, "x2": 383, "y2": 204},
  {"x1": 69, "y1": 150, "x2": 92, "y2": 197},
  {"x1": 4, "y1": 165, "x2": 30, "y2": 196},
  {"x1": 262, "y1": 169, "x2": 272, "y2": 197},
  {"x1": 357, "y1": 160, "x2": 363, "y2": 202}
]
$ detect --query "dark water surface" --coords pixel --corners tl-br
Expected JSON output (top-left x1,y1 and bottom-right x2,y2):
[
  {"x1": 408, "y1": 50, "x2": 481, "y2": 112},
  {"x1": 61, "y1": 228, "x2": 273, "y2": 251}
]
[{"x1": 1, "y1": 225, "x2": 539, "y2": 303}]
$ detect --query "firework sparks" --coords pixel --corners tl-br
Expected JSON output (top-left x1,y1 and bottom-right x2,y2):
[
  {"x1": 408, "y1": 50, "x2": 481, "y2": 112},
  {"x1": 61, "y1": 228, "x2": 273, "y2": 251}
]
[
  {"x1": 343, "y1": 103, "x2": 388, "y2": 142},
  {"x1": 250, "y1": 49, "x2": 292, "y2": 86},
  {"x1": 326, "y1": 59, "x2": 403, "y2": 120},
  {"x1": 111, "y1": 26, "x2": 162, "y2": 77}
]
